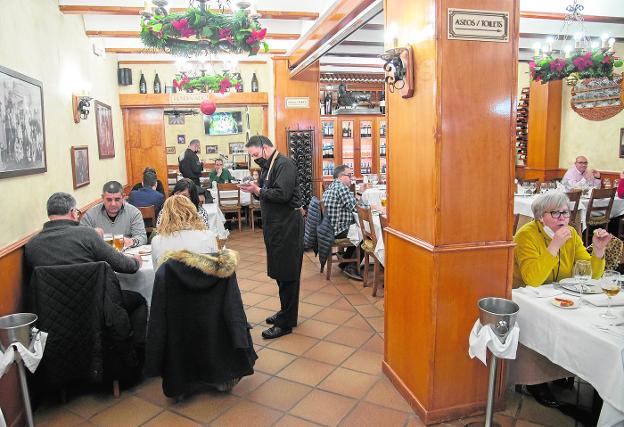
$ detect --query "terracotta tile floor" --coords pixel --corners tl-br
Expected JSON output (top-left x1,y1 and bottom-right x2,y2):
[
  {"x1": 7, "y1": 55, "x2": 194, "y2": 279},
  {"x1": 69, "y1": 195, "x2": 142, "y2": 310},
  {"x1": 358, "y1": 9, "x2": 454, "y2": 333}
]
[{"x1": 33, "y1": 229, "x2": 588, "y2": 426}]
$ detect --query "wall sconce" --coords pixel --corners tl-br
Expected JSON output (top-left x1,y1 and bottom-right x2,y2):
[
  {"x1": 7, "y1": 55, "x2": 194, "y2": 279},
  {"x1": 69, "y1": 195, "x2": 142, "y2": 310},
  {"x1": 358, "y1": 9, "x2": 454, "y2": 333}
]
[
  {"x1": 72, "y1": 94, "x2": 93, "y2": 123},
  {"x1": 380, "y1": 46, "x2": 414, "y2": 98},
  {"x1": 379, "y1": 28, "x2": 414, "y2": 99}
]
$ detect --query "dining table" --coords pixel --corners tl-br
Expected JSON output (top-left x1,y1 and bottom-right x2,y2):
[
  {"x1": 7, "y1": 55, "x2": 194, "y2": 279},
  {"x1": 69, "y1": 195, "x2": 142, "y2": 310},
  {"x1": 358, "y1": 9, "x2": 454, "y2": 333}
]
[
  {"x1": 347, "y1": 210, "x2": 385, "y2": 266},
  {"x1": 512, "y1": 287, "x2": 624, "y2": 427},
  {"x1": 116, "y1": 245, "x2": 155, "y2": 307},
  {"x1": 514, "y1": 193, "x2": 624, "y2": 230},
  {"x1": 360, "y1": 186, "x2": 387, "y2": 207},
  {"x1": 209, "y1": 187, "x2": 252, "y2": 207}
]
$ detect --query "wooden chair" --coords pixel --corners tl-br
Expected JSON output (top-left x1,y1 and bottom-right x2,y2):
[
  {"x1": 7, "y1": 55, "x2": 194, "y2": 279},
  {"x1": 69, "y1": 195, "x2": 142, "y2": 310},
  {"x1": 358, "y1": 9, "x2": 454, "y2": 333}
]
[
  {"x1": 584, "y1": 188, "x2": 616, "y2": 244},
  {"x1": 566, "y1": 190, "x2": 582, "y2": 235},
  {"x1": 319, "y1": 201, "x2": 360, "y2": 280},
  {"x1": 248, "y1": 199, "x2": 262, "y2": 232},
  {"x1": 357, "y1": 205, "x2": 382, "y2": 296},
  {"x1": 217, "y1": 183, "x2": 242, "y2": 232},
  {"x1": 138, "y1": 205, "x2": 156, "y2": 235}
]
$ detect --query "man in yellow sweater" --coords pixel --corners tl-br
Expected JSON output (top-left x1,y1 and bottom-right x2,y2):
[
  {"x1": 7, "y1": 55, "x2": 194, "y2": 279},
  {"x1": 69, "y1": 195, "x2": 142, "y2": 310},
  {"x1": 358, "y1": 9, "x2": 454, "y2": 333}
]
[{"x1": 514, "y1": 191, "x2": 610, "y2": 288}]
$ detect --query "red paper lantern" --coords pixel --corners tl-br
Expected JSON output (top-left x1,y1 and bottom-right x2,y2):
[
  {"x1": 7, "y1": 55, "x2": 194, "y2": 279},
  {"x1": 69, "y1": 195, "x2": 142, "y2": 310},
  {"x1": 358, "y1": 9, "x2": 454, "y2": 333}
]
[{"x1": 200, "y1": 99, "x2": 216, "y2": 116}]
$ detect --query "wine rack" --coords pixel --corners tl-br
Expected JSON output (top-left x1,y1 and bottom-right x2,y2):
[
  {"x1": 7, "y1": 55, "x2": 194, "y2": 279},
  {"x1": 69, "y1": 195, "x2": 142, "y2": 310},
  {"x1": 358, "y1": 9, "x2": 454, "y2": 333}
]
[
  {"x1": 287, "y1": 128, "x2": 314, "y2": 207},
  {"x1": 516, "y1": 87, "x2": 529, "y2": 164}
]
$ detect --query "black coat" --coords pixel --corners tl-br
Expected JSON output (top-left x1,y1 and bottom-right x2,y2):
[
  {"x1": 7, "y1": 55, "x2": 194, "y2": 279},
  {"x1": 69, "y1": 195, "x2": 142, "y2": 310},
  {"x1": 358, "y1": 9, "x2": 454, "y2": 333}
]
[
  {"x1": 145, "y1": 249, "x2": 257, "y2": 397},
  {"x1": 178, "y1": 148, "x2": 203, "y2": 185},
  {"x1": 256, "y1": 152, "x2": 304, "y2": 281}
]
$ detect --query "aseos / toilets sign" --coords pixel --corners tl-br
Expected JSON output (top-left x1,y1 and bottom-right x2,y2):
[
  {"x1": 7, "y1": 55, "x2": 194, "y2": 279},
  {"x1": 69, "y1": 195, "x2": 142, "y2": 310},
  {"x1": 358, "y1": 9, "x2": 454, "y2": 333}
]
[{"x1": 448, "y1": 8, "x2": 509, "y2": 43}]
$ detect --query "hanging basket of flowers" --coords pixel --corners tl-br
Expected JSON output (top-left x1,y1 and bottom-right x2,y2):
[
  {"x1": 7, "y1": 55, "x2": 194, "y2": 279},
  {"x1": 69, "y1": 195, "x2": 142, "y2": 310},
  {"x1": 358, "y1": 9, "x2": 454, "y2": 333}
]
[
  {"x1": 529, "y1": 49, "x2": 623, "y2": 84},
  {"x1": 140, "y1": 2, "x2": 268, "y2": 57},
  {"x1": 173, "y1": 72, "x2": 242, "y2": 94}
]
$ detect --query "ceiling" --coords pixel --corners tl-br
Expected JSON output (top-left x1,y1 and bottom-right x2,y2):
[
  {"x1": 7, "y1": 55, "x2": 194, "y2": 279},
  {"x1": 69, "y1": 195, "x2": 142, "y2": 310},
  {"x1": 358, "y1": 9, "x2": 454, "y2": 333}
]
[{"x1": 58, "y1": 0, "x2": 624, "y2": 74}]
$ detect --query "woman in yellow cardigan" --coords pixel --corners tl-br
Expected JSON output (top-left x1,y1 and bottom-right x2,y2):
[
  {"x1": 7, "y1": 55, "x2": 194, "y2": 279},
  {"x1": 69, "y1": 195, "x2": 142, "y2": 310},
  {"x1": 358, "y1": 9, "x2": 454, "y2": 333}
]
[
  {"x1": 512, "y1": 191, "x2": 612, "y2": 408},
  {"x1": 514, "y1": 191, "x2": 611, "y2": 288}
]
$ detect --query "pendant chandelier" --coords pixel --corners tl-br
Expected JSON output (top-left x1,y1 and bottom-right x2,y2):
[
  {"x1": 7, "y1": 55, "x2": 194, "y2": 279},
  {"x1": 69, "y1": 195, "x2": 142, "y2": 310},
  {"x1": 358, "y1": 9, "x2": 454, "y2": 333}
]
[
  {"x1": 528, "y1": 0, "x2": 622, "y2": 84},
  {"x1": 140, "y1": 0, "x2": 268, "y2": 57}
]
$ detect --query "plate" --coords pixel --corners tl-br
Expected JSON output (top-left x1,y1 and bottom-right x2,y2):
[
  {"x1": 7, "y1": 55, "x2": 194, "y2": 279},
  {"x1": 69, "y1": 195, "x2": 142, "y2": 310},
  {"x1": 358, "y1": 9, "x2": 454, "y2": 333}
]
[
  {"x1": 138, "y1": 250, "x2": 152, "y2": 255},
  {"x1": 558, "y1": 278, "x2": 603, "y2": 294},
  {"x1": 551, "y1": 297, "x2": 579, "y2": 309}
]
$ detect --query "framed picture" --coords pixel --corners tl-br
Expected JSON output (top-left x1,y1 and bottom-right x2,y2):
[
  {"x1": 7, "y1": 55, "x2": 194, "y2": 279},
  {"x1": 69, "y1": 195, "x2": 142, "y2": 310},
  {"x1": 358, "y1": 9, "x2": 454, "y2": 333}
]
[
  {"x1": 229, "y1": 142, "x2": 245, "y2": 154},
  {"x1": 166, "y1": 146, "x2": 176, "y2": 154},
  {"x1": 620, "y1": 128, "x2": 624, "y2": 159},
  {"x1": 70, "y1": 146, "x2": 90, "y2": 189},
  {"x1": 169, "y1": 114, "x2": 185, "y2": 125},
  {"x1": 0, "y1": 65, "x2": 47, "y2": 178},
  {"x1": 95, "y1": 101, "x2": 115, "y2": 159},
  {"x1": 206, "y1": 145, "x2": 218, "y2": 154},
  {"x1": 177, "y1": 134, "x2": 186, "y2": 145}
]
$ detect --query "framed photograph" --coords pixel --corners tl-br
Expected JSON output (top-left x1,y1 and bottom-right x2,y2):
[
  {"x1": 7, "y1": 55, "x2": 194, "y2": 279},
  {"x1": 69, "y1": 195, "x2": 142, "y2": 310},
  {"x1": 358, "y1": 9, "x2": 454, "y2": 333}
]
[
  {"x1": 229, "y1": 142, "x2": 245, "y2": 154},
  {"x1": 206, "y1": 145, "x2": 218, "y2": 154},
  {"x1": 620, "y1": 128, "x2": 624, "y2": 159},
  {"x1": 95, "y1": 101, "x2": 115, "y2": 159},
  {"x1": 70, "y1": 146, "x2": 90, "y2": 189},
  {"x1": 169, "y1": 114, "x2": 185, "y2": 125},
  {"x1": 0, "y1": 65, "x2": 47, "y2": 178},
  {"x1": 177, "y1": 134, "x2": 186, "y2": 145},
  {"x1": 166, "y1": 146, "x2": 176, "y2": 154}
]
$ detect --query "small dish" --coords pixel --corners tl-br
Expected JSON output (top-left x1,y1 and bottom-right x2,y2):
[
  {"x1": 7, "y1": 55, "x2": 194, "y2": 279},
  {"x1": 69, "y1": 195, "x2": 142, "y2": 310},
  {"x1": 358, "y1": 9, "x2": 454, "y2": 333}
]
[
  {"x1": 138, "y1": 249, "x2": 152, "y2": 255},
  {"x1": 551, "y1": 297, "x2": 579, "y2": 309}
]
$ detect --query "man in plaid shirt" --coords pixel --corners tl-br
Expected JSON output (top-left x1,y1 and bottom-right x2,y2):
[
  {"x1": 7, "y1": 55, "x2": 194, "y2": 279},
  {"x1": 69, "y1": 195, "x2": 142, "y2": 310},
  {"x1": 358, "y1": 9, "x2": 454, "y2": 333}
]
[{"x1": 322, "y1": 165, "x2": 363, "y2": 280}]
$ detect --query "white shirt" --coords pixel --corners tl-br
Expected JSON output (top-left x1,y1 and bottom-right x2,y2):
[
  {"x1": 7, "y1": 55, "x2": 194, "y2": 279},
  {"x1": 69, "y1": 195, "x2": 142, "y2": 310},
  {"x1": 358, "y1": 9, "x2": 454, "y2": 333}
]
[{"x1": 151, "y1": 229, "x2": 218, "y2": 265}]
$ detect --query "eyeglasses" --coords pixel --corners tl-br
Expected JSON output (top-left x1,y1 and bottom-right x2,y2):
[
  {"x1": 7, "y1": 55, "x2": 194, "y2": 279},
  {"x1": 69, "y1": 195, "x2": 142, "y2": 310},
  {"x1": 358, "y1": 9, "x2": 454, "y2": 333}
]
[
  {"x1": 340, "y1": 173, "x2": 353, "y2": 178},
  {"x1": 547, "y1": 210, "x2": 571, "y2": 219},
  {"x1": 73, "y1": 208, "x2": 82, "y2": 217}
]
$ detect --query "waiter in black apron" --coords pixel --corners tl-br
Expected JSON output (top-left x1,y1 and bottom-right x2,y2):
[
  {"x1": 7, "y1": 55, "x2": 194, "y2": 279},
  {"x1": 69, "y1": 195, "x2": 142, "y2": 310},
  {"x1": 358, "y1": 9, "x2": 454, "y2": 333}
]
[{"x1": 240, "y1": 135, "x2": 304, "y2": 339}]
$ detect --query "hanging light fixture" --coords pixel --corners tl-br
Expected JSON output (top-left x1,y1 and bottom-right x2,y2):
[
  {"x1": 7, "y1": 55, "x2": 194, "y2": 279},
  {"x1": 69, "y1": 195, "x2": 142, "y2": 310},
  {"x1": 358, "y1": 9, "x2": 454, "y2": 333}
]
[{"x1": 529, "y1": 0, "x2": 622, "y2": 84}]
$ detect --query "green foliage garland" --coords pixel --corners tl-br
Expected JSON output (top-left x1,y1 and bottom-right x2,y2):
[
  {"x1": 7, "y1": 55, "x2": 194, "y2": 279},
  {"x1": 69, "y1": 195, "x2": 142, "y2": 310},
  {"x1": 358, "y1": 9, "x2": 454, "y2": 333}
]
[
  {"x1": 140, "y1": 7, "x2": 269, "y2": 57},
  {"x1": 529, "y1": 49, "x2": 623, "y2": 84},
  {"x1": 173, "y1": 72, "x2": 241, "y2": 93}
]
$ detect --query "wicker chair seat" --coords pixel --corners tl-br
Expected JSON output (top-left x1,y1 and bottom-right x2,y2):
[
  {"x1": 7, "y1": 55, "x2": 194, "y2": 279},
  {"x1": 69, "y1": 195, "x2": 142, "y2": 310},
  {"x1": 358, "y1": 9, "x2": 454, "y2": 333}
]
[{"x1": 361, "y1": 239, "x2": 375, "y2": 253}]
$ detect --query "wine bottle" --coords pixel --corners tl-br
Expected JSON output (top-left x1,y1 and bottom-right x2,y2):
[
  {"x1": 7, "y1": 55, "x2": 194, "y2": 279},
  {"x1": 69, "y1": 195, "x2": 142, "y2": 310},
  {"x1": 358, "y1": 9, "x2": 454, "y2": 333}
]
[
  {"x1": 153, "y1": 73, "x2": 161, "y2": 94},
  {"x1": 251, "y1": 72, "x2": 259, "y2": 92},
  {"x1": 234, "y1": 73, "x2": 243, "y2": 92},
  {"x1": 139, "y1": 71, "x2": 147, "y2": 94}
]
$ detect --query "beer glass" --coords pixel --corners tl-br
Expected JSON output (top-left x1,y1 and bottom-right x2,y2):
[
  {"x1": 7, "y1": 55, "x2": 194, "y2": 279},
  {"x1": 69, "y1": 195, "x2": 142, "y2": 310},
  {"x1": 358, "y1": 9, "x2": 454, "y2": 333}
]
[
  {"x1": 113, "y1": 234, "x2": 124, "y2": 251},
  {"x1": 104, "y1": 234, "x2": 114, "y2": 246}
]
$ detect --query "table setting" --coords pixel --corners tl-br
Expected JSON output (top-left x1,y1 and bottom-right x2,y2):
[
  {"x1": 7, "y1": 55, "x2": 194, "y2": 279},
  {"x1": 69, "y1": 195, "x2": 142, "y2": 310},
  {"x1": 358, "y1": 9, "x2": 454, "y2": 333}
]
[
  {"x1": 512, "y1": 268, "x2": 624, "y2": 426},
  {"x1": 116, "y1": 244, "x2": 155, "y2": 306}
]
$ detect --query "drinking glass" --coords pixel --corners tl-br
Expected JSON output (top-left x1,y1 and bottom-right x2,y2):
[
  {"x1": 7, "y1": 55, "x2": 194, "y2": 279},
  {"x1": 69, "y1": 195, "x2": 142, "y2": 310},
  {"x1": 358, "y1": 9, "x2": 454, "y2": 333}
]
[
  {"x1": 601, "y1": 270, "x2": 620, "y2": 319},
  {"x1": 573, "y1": 259, "x2": 592, "y2": 305},
  {"x1": 104, "y1": 234, "x2": 114, "y2": 246},
  {"x1": 113, "y1": 234, "x2": 124, "y2": 251},
  {"x1": 380, "y1": 195, "x2": 387, "y2": 208}
]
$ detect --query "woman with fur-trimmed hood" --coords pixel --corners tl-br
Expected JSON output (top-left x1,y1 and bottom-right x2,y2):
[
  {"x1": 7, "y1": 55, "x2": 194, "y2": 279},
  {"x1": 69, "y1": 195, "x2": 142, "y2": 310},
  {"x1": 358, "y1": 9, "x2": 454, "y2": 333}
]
[{"x1": 145, "y1": 248, "x2": 257, "y2": 397}]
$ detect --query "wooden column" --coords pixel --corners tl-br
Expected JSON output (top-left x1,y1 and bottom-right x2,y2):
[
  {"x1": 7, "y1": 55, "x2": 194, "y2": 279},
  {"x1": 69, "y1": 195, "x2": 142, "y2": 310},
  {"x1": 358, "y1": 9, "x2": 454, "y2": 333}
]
[
  {"x1": 273, "y1": 58, "x2": 321, "y2": 195},
  {"x1": 525, "y1": 80, "x2": 563, "y2": 181},
  {"x1": 383, "y1": 0, "x2": 518, "y2": 424}
]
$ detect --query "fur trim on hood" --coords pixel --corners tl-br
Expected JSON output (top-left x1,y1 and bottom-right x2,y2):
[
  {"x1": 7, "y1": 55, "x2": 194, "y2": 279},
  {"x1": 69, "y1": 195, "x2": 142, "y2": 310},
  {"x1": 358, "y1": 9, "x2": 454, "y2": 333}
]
[{"x1": 159, "y1": 249, "x2": 239, "y2": 278}]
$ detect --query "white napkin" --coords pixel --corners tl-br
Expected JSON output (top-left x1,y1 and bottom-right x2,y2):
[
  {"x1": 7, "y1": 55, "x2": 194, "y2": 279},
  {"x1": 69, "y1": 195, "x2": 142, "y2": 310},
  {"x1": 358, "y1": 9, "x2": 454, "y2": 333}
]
[
  {"x1": 519, "y1": 284, "x2": 562, "y2": 298},
  {"x1": 469, "y1": 319, "x2": 520, "y2": 365},
  {"x1": 585, "y1": 293, "x2": 624, "y2": 307},
  {"x1": 0, "y1": 329, "x2": 48, "y2": 378}
]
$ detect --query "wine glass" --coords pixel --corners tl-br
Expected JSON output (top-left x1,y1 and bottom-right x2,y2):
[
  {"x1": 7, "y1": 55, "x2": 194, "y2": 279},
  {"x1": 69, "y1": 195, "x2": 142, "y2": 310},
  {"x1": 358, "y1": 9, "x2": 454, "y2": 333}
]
[
  {"x1": 601, "y1": 270, "x2": 620, "y2": 319},
  {"x1": 573, "y1": 259, "x2": 592, "y2": 305}
]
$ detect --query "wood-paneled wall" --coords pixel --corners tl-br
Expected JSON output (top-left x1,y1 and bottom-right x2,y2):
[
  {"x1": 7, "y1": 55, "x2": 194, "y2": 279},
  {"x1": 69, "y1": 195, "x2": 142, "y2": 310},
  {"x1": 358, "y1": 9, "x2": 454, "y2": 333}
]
[
  {"x1": 273, "y1": 58, "x2": 321, "y2": 195},
  {"x1": 383, "y1": 0, "x2": 518, "y2": 423}
]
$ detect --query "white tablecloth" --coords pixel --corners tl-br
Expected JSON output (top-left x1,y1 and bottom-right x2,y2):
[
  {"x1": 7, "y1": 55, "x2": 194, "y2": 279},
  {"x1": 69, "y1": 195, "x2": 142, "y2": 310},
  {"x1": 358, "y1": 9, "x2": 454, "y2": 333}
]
[
  {"x1": 347, "y1": 211, "x2": 385, "y2": 266},
  {"x1": 361, "y1": 187, "x2": 386, "y2": 207},
  {"x1": 512, "y1": 289, "x2": 624, "y2": 427},
  {"x1": 230, "y1": 169, "x2": 250, "y2": 181},
  {"x1": 514, "y1": 195, "x2": 624, "y2": 230},
  {"x1": 202, "y1": 203, "x2": 229, "y2": 239},
  {"x1": 116, "y1": 246, "x2": 155, "y2": 306},
  {"x1": 209, "y1": 188, "x2": 252, "y2": 206}
]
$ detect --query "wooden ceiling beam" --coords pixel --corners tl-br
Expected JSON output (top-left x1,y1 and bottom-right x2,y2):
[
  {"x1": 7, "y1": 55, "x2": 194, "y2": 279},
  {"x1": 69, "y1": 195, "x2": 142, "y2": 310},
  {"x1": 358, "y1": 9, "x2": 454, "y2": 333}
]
[
  {"x1": 106, "y1": 47, "x2": 286, "y2": 54},
  {"x1": 86, "y1": 30, "x2": 300, "y2": 40},
  {"x1": 59, "y1": 5, "x2": 317, "y2": 20},
  {"x1": 362, "y1": 23, "x2": 384, "y2": 31},
  {"x1": 341, "y1": 40, "x2": 384, "y2": 47},
  {"x1": 520, "y1": 11, "x2": 624, "y2": 25}
]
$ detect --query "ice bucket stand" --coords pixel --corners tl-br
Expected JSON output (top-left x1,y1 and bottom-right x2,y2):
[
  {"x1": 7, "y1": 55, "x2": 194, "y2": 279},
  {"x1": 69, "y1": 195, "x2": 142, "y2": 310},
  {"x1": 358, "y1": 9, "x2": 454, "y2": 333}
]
[
  {"x1": 466, "y1": 297, "x2": 519, "y2": 427},
  {"x1": 0, "y1": 313, "x2": 39, "y2": 427}
]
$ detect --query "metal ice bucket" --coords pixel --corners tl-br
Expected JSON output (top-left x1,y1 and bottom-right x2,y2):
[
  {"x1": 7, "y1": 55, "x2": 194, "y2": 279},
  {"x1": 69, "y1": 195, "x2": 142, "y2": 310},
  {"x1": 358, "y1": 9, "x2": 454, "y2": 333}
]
[
  {"x1": 478, "y1": 297, "x2": 519, "y2": 344},
  {"x1": 0, "y1": 313, "x2": 38, "y2": 351}
]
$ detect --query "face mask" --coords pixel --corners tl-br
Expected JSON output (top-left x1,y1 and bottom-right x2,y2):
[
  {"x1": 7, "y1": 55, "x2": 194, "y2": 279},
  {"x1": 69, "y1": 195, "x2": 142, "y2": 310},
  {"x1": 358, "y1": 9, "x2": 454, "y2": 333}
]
[{"x1": 255, "y1": 158, "x2": 267, "y2": 168}]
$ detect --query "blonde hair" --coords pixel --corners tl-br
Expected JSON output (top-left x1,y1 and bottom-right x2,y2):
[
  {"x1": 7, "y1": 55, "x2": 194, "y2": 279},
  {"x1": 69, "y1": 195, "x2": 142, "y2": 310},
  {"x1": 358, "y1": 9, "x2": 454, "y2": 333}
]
[{"x1": 157, "y1": 195, "x2": 207, "y2": 236}]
